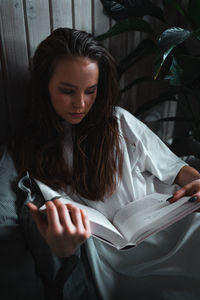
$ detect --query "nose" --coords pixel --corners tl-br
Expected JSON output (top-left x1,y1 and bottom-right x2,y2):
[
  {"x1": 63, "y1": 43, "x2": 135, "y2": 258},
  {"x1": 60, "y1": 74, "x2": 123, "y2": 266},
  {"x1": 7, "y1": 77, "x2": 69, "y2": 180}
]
[{"x1": 72, "y1": 93, "x2": 85, "y2": 109}]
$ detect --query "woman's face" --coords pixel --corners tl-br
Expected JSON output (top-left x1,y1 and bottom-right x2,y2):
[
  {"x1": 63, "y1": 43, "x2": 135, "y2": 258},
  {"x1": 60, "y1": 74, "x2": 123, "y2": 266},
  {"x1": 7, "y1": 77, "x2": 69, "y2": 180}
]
[{"x1": 48, "y1": 57, "x2": 99, "y2": 124}]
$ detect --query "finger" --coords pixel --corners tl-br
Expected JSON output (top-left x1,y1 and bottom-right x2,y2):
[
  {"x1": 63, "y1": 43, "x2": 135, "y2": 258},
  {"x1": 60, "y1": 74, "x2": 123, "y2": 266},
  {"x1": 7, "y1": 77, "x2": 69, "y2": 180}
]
[
  {"x1": 187, "y1": 181, "x2": 200, "y2": 195},
  {"x1": 27, "y1": 202, "x2": 47, "y2": 233},
  {"x1": 188, "y1": 193, "x2": 200, "y2": 213},
  {"x1": 80, "y1": 209, "x2": 91, "y2": 237},
  {"x1": 45, "y1": 201, "x2": 62, "y2": 232},
  {"x1": 53, "y1": 199, "x2": 75, "y2": 231},
  {"x1": 66, "y1": 204, "x2": 85, "y2": 231},
  {"x1": 170, "y1": 189, "x2": 200, "y2": 204},
  {"x1": 175, "y1": 180, "x2": 200, "y2": 198},
  {"x1": 167, "y1": 187, "x2": 188, "y2": 203},
  {"x1": 188, "y1": 192, "x2": 200, "y2": 202},
  {"x1": 174, "y1": 187, "x2": 187, "y2": 198}
]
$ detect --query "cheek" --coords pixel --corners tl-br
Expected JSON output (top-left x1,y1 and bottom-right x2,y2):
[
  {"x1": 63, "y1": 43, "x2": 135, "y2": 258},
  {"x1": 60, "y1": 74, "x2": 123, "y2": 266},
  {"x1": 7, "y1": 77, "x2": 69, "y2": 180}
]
[
  {"x1": 89, "y1": 93, "x2": 97, "y2": 107},
  {"x1": 90, "y1": 96, "x2": 96, "y2": 106},
  {"x1": 50, "y1": 93, "x2": 71, "y2": 110}
]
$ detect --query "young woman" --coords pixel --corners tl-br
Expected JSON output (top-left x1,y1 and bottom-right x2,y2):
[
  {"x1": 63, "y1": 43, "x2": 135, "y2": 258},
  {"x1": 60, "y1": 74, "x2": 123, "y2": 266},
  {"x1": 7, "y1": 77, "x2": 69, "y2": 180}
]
[{"x1": 8, "y1": 28, "x2": 200, "y2": 299}]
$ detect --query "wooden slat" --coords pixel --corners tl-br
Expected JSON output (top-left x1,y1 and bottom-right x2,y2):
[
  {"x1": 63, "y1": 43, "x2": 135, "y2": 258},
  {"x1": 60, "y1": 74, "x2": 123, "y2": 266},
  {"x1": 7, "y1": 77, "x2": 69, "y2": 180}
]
[
  {"x1": 0, "y1": 58, "x2": 10, "y2": 144},
  {"x1": 74, "y1": 0, "x2": 92, "y2": 33},
  {"x1": 0, "y1": 9, "x2": 10, "y2": 143},
  {"x1": 122, "y1": 31, "x2": 141, "y2": 112},
  {"x1": 108, "y1": 20, "x2": 127, "y2": 108},
  {"x1": 24, "y1": 0, "x2": 51, "y2": 57},
  {"x1": 109, "y1": 19, "x2": 127, "y2": 64},
  {"x1": 93, "y1": 0, "x2": 109, "y2": 49},
  {"x1": 0, "y1": 0, "x2": 29, "y2": 137},
  {"x1": 51, "y1": 0, "x2": 73, "y2": 30},
  {"x1": 93, "y1": 0, "x2": 109, "y2": 36}
]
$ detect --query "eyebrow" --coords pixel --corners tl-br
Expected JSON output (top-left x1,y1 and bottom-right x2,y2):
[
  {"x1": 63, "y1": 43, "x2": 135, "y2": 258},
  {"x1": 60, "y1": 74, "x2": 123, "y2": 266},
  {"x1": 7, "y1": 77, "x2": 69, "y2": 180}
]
[{"x1": 59, "y1": 82, "x2": 98, "y2": 89}]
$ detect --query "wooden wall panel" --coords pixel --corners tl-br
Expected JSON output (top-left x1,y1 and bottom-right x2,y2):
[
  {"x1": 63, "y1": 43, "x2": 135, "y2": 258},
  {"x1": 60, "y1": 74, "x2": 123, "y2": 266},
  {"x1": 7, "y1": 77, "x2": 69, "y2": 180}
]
[
  {"x1": 93, "y1": 0, "x2": 110, "y2": 49},
  {"x1": 73, "y1": 0, "x2": 92, "y2": 33},
  {"x1": 0, "y1": 0, "x2": 29, "y2": 137},
  {"x1": 93, "y1": 0, "x2": 109, "y2": 35},
  {"x1": 0, "y1": 10, "x2": 10, "y2": 143},
  {"x1": 51, "y1": 0, "x2": 73, "y2": 30},
  {"x1": 108, "y1": 19, "x2": 127, "y2": 107},
  {"x1": 24, "y1": 0, "x2": 51, "y2": 57},
  {"x1": 0, "y1": 58, "x2": 9, "y2": 144},
  {"x1": 122, "y1": 32, "x2": 142, "y2": 112}
]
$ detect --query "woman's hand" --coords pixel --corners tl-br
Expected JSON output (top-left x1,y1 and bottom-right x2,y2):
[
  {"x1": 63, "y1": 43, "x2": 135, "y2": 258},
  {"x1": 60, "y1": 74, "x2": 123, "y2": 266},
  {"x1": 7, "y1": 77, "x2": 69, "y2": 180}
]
[
  {"x1": 169, "y1": 179, "x2": 200, "y2": 204},
  {"x1": 27, "y1": 199, "x2": 91, "y2": 257},
  {"x1": 169, "y1": 165, "x2": 200, "y2": 205}
]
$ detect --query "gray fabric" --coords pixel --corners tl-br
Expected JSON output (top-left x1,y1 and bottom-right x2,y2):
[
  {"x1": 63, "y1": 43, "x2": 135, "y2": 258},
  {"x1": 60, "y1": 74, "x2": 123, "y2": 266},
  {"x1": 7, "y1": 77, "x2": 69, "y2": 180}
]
[
  {"x1": 0, "y1": 224, "x2": 46, "y2": 300},
  {"x1": 0, "y1": 145, "x2": 21, "y2": 224},
  {"x1": 0, "y1": 146, "x2": 46, "y2": 299},
  {"x1": 0, "y1": 146, "x2": 99, "y2": 300}
]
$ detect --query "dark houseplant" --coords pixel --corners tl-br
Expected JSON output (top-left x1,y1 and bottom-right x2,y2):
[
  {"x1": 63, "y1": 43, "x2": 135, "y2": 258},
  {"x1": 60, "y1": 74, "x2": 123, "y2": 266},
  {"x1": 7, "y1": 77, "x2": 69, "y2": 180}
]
[{"x1": 97, "y1": 0, "x2": 200, "y2": 166}]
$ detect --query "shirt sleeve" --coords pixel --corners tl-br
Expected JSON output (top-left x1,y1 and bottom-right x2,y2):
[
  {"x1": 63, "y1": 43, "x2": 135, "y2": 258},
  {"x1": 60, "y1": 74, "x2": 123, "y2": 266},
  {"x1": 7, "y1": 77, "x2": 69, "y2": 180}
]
[{"x1": 115, "y1": 107, "x2": 187, "y2": 185}]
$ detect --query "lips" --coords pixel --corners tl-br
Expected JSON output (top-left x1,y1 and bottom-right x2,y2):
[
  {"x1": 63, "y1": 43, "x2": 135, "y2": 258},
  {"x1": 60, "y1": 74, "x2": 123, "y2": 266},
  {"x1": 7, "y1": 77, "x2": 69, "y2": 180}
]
[{"x1": 70, "y1": 112, "x2": 85, "y2": 118}]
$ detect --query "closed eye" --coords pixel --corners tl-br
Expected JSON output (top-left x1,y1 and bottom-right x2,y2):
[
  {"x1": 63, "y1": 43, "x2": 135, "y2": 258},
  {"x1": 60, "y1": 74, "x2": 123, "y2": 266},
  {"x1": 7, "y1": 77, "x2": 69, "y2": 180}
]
[
  {"x1": 58, "y1": 87, "x2": 97, "y2": 95},
  {"x1": 58, "y1": 88, "x2": 75, "y2": 95},
  {"x1": 85, "y1": 89, "x2": 97, "y2": 95}
]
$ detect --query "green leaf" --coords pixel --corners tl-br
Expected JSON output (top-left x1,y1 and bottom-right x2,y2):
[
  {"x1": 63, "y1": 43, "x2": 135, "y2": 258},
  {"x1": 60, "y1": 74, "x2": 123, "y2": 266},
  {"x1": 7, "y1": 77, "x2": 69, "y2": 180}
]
[
  {"x1": 154, "y1": 27, "x2": 191, "y2": 79},
  {"x1": 119, "y1": 39, "x2": 157, "y2": 75},
  {"x1": 188, "y1": 0, "x2": 200, "y2": 29},
  {"x1": 97, "y1": 17, "x2": 154, "y2": 41},
  {"x1": 100, "y1": 0, "x2": 166, "y2": 22},
  {"x1": 100, "y1": 0, "x2": 131, "y2": 21},
  {"x1": 165, "y1": 54, "x2": 200, "y2": 87}
]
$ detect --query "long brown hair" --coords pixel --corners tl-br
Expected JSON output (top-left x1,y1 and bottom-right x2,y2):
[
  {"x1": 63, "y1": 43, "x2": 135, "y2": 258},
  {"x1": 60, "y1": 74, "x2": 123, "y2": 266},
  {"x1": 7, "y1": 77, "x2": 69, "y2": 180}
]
[{"x1": 10, "y1": 28, "x2": 123, "y2": 201}]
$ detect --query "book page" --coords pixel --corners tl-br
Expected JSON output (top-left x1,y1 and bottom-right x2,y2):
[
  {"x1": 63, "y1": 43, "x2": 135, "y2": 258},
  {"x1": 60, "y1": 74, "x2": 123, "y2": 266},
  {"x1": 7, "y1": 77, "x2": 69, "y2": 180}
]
[
  {"x1": 134, "y1": 197, "x2": 200, "y2": 245},
  {"x1": 113, "y1": 193, "x2": 200, "y2": 245}
]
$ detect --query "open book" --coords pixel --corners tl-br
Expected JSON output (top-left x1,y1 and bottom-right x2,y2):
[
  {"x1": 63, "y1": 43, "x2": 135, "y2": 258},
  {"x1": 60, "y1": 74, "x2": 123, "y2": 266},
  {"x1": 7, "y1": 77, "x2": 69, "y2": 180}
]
[{"x1": 36, "y1": 180, "x2": 200, "y2": 250}]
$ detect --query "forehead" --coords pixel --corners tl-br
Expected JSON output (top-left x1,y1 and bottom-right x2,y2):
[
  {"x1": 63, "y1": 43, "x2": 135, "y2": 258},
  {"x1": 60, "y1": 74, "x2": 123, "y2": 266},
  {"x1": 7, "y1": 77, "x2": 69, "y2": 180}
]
[{"x1": 51, "y1": 57, "x2": 99, "y2": 84}]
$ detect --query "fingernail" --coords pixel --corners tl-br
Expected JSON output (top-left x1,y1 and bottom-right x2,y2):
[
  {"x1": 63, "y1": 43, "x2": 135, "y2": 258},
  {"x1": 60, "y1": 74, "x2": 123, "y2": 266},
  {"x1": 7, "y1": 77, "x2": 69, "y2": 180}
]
[
  {"x1": 188, "y1": 196, "x2": 198, "y2": 203},
  {"x1": 166, "y1": 196, "x2": 173, "y2": 202}
]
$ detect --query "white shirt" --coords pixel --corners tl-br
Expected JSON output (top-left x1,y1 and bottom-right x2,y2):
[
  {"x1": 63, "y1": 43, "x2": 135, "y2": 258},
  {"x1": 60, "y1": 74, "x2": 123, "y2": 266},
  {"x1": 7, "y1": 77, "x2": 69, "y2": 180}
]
[{"x1": 65, "y1": 107, "x2": 200, "y2": 300}]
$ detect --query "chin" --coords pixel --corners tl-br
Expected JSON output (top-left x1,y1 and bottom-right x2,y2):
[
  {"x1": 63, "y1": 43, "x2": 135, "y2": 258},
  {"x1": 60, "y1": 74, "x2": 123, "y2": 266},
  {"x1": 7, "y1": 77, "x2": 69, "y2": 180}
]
[{"x1": 67, "y1": 118, "x2": 83, "y2": 125}]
